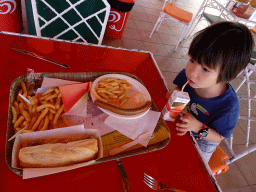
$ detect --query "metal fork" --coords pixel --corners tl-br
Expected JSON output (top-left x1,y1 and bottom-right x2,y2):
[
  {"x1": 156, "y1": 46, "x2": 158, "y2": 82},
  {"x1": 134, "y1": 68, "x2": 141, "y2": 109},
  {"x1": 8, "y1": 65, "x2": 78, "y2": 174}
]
[{"x1": 143, "y1": 173, "x2": 185, "y2": 192}]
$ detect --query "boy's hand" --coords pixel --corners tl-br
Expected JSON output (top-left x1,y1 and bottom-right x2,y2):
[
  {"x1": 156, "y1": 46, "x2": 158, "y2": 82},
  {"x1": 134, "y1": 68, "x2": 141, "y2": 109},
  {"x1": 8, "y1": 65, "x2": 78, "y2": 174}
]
[{"x1": 176, "y1": 111, "x2": 202, "y2": 136}]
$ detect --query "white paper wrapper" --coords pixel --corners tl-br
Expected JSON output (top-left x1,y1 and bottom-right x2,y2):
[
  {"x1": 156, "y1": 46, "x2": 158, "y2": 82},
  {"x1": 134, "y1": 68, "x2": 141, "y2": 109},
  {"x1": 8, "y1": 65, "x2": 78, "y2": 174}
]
[
  {"x1": 11, "y1": 124, "x2": 103, "y2": 179},
  {"x1": 104, "y1": 110, "x2": 161, "y2": 146}
]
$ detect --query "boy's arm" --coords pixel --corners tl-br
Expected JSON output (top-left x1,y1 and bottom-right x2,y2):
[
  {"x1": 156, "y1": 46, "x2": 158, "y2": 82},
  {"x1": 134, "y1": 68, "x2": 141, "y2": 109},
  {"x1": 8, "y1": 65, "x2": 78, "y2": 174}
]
[
  {"x1": 176, "y1": 111, "x2": 225, "y2": 143},
  {"x1": 202, "y1": 127, "x2": 224, "y2": 142},
  {"x1": 191, "y1": 122, "x2": 224, "y2": 142}
]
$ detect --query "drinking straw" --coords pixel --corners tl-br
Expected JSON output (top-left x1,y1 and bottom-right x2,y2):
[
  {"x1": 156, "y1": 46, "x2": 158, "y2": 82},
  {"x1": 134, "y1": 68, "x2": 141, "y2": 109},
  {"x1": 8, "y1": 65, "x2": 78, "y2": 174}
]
[
  {"x1": 19, "y1": 94, "x2": 31, "y2": 104},
  {"x1": 8, "y1": 125, "x2": 28, "y2": 141},
  {"x1": 181, "y1": 80, "x2": 190, "y2": 92}
]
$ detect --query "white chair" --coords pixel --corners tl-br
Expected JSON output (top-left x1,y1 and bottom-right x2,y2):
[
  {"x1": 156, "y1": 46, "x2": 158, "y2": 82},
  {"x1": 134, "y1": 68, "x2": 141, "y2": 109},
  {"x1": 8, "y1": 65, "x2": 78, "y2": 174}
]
[
  {"x1": 185, "y1": 0, "x2": 236, "y2": 38},
  {"x1": 235, "y1": 60, "x2": 256, "y2": 149},
  {"x1": 149, "y1": 0, "x2": 193, "y2": 51},
  {"x1": 186, "y1": 0, "x2": 256, "y2": 39},
  {"x1": 209, "y1": 65, "x2": 256, "y2": 175},
  {"x1": 208, "y1": 51, "x2": 256, "y2": 177}
]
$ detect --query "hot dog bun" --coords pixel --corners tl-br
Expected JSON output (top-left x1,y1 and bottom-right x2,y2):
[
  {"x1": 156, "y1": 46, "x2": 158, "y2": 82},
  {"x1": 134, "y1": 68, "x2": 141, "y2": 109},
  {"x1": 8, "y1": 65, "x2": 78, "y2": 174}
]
[
  {"x1": 94, "y1": 100, "x2": 152, "y2": 116},
  {"x1": 19, "y1": 138, "x2": 98, "y2": 168}
]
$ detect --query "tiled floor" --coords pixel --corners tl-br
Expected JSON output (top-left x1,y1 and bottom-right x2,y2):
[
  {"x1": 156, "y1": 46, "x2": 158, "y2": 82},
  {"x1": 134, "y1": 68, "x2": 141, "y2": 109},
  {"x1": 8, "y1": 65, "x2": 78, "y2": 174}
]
[{"x1": 101, "y1": 0, "x2": 256, "y2": 191}]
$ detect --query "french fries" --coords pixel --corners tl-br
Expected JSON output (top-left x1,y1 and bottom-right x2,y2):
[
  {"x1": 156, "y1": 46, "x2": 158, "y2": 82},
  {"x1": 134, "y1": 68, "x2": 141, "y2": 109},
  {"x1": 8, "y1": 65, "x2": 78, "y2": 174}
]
[
  {"x1": 11, "y1": 81, "x2": 70, "y2": 134},
  {"x1": 92, "y1": 78, "x2": 132, "y2": 107}
]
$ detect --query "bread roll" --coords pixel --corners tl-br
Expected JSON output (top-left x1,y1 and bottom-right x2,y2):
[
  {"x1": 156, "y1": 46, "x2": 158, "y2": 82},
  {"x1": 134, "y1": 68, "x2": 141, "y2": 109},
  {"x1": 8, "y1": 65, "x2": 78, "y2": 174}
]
[{"x1": 19, "y1": 138, "x2": 98, "y2": 168}]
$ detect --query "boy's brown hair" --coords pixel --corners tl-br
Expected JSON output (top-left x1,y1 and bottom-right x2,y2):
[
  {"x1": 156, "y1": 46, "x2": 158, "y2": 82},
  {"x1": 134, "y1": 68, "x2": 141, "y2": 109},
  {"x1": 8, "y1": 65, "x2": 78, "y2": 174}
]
[{"x1": 188, "y1": 21, "x2": 254, "y2": 83}]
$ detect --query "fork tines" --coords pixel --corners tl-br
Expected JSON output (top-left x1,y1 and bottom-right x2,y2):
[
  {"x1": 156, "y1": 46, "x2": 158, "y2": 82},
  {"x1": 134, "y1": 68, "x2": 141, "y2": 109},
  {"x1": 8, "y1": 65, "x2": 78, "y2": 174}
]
[{"x1": 143, "y1": 173, "x2": 155, "y2": 189}]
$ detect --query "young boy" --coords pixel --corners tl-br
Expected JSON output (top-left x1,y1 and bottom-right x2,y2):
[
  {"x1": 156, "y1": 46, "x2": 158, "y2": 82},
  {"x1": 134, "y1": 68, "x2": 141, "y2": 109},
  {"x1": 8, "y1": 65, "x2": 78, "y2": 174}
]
[{"x1": 171, "y1": 21, "x2": 254, "y2": 163}]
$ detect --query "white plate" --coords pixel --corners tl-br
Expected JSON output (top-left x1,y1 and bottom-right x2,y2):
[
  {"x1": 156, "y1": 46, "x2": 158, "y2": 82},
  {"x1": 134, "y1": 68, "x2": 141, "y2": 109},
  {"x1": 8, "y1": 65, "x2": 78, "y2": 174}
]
[{"x1": 90, "y1": 74, "x2": 151, "y2": 119}]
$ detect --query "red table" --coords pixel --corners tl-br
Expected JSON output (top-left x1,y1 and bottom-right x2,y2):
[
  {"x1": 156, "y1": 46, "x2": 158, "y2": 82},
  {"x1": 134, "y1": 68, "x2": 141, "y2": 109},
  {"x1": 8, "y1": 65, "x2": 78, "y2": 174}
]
[{"x1": 0, "y1": 32, "x2": 220, "y2": 192}]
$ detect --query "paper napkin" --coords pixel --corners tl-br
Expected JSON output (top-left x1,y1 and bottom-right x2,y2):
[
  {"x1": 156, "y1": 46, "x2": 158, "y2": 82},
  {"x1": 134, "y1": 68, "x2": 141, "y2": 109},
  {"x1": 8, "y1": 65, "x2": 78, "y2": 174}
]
[
  {"x1": 59, "y1": 82, "x2": 89, "y2": 113},
  {"x1": 64, "y1": 112, "x2": 115, "y2": 136},
  {"x1": 36, "y1": 77, "x2": 90, "y2": 116},
  {"x1": 104, "y1": 110, "x2": 161, "y2": 146}
]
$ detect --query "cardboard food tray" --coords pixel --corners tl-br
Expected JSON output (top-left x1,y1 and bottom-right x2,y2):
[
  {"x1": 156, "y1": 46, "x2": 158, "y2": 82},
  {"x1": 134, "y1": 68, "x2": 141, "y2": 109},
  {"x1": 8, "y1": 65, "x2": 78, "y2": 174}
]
[{"x1": 5, "y1": 72, "x2": 170, "y2": 176}]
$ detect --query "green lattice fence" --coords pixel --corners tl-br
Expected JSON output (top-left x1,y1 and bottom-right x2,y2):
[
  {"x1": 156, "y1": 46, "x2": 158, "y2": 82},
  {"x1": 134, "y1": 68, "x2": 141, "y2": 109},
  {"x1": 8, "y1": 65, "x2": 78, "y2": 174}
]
[{"x1": 25, "y1": 0, "x2": 110, "y2": 44}]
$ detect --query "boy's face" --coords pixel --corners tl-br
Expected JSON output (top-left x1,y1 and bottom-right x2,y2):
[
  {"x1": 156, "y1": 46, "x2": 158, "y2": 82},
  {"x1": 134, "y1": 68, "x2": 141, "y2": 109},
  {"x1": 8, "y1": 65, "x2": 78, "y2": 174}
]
[{"x1": 185, "y1": 57, "x2": 220, "y2": 89}]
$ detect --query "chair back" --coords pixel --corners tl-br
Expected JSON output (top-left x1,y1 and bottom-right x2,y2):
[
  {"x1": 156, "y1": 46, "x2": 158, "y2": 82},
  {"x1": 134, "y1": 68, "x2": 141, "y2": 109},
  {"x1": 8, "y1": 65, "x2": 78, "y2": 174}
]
[
  {"x1": 224, "y1": 51, "x2": 256, "y2": 164},
  {"x1": 186, "y1": 0, "x2": 239, "y2": 38},
  {"x1": 161, "y1": 0, "x2": 173, "y2": 10},
  {"x1": 149, "y1": 0, "x2": 193, "y2": 51},
  {"x1": 209, "y1": 51, "x2": 256, "y2": 177}
]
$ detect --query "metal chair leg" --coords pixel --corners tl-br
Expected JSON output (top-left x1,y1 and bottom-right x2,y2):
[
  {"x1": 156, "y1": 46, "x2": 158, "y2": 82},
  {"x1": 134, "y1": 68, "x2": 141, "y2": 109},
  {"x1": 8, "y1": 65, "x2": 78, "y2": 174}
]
[
  {"x1": 174, "y1": 24, "x2": 188, "y2": 51},
  {"x1": 245, "y1": 67, "x2": 252, "y2": 148},
  {"x1": 149, "y1": 15, "x2": 163, "y2": 38},
  {"x1": 235, "y1": 68, "x2": 253, "y2": 93},
  {"x1": 156, "y1": 17, "x2": 164, "y2": 32}
]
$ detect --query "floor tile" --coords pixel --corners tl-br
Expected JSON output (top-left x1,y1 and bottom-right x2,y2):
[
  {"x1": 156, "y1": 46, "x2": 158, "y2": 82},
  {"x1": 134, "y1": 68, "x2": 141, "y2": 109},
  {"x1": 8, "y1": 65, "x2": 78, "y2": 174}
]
[
  {"x1": 144, "y1": 7, "x2": 161, "y2": 16},
  {"x1": 121, "y1": 38, "x2": 146, "y2": 51},
  {"x1": 155, "y1": 23, "x2": 174, "y2": 34},
  {"x1": 248, "y1": 121, "x2": 256, "y2": 144},
  {"x1": 133, "y1": 20, "x2": 154, "y2": 31},
  {"x1": 101, "y1": 36, "x2": 122, "y2": 48},
  {"x1": 216, "y1": 162, "x2": 249, "y2": 190},
  {"x1": 122, "y1": 27, "x2": 143, "y2": 40},
  {"x1": 231, "y1": 124, "x2": 248, "y2": 146},
  {"x1": 239, "y1": 99, "x2": 249, "y2": 117},
  {"x1": 136, "y1": 0, "x2": 154, "y2": 8},
  {"x1": 147, "y1": 14, "x2": 160, "y2": 24},
  {"x1": 223, "y1": 186, "x2": 254, "y2": 192},
  {"x1": 180, "y1": 37, "x2": 192, "y2": 48},
  {"x1": 132, "y1": 5, "x2": 146, "y2": 13},
  {"x1": 161, "y1": 71, "x2": 179, "y2": 90},
  {"x1": 138, "y1": 29, "x2": 162, "y2": 43},
  {"x1": 163, "y1": 45, "x2": 188, "y2": 59},
  {"x1": 143, "y1": 41, "x2": 170, "y2": 56},
  {"x1": 238, "y1": 120, "x2": 256, "y2": 145},
  {"x1": 250, "y1": 185, "x2": 256, "y2": 191},
  {"x1": 129, "y1": 10, "x2": 150, "y2": 22},
  {"x1": 153, "y1": 55, "x2": 180, "y2": 72},
  {"x1": 125, "y1": 18, "x2": 137, "y2": 29},
  {"x1": 149, "y1": 0, "x2": 163, "y2": 7},
  {"x1": 170, "y1": 57, "x2": 187, "y2": 71},
  {"x1": 157, "y1": 32, "x2": 178, "y2": 46},
  {"x1": 170, "y1": 25, "x2": 185, "y2": 36},
  {"x1": 230, "y1": 145, "x2": 256, "y2": 186}
]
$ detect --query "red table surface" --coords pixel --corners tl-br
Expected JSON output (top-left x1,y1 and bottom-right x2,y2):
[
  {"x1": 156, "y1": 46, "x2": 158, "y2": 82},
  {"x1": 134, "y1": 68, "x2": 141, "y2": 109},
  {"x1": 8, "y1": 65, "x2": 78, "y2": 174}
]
[{"x1": 0, "y1": 32, "x2": 218, "y2": 192}]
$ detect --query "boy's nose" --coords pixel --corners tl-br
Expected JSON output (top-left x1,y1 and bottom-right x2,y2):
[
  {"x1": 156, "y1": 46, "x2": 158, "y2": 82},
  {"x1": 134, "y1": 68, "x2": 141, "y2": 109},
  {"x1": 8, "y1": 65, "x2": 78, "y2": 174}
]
[{"x1": 190, "y1": 65, "x2": 200, "y2": 78}]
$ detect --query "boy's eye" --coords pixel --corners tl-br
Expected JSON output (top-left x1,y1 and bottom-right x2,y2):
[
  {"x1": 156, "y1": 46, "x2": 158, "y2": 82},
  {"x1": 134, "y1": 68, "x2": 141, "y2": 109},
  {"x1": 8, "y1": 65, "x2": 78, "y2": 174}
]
[
  {"x1": 189, "y1": 59, "x2": 194, "y2": 63},
  {"x1": 203, "y1": 67, "x2": 209, "y2": 72}
]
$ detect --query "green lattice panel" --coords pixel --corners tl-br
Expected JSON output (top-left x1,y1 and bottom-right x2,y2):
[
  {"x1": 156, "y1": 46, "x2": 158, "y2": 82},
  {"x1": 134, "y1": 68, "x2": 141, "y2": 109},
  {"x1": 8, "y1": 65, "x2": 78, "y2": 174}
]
[{"x1": 25, "y1": 0, "x2": 110, "y2": 45}]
